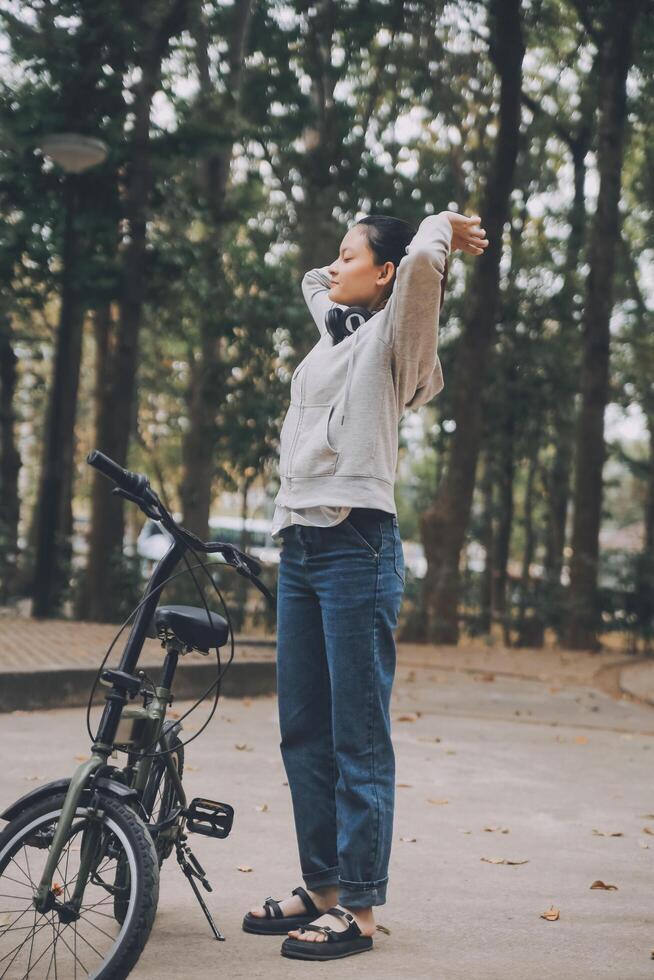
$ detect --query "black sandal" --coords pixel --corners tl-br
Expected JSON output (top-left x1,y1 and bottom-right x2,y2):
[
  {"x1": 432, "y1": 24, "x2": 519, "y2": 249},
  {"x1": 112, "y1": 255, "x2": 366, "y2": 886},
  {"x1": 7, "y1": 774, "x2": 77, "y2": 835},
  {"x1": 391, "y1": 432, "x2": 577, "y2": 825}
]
[
  {"x1": 280, "y1": 906, "x2": 374, "y2": 960},
  {"x1": 242, "y1": 885, "x2": 323, "y2": 935}
]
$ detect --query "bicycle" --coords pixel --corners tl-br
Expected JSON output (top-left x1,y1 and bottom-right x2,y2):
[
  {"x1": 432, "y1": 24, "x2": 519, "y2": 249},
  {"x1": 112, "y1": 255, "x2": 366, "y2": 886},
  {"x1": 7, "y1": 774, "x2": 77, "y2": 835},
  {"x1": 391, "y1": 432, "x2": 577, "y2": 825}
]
[{"x1": 0, "y1": 450, "x2": 274, "y2": 978}]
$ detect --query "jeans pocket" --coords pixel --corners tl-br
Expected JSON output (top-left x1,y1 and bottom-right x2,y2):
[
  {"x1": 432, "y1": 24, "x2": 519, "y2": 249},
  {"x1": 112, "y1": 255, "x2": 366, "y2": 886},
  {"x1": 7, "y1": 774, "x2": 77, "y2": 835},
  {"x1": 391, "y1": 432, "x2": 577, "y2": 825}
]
[
  {"x1": 344, "y1": 518, "x2": 382, "y2": 558},
  {"x1": 392, "y1": 525, "x2": 405, "y2": 585}
]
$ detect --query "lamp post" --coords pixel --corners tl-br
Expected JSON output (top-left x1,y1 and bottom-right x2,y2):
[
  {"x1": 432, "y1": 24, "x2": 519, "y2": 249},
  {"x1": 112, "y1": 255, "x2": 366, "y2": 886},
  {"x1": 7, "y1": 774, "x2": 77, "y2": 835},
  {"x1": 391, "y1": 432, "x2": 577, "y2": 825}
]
[{"x1": 32, "y1": 134, "x2": 107, "y2": 618}]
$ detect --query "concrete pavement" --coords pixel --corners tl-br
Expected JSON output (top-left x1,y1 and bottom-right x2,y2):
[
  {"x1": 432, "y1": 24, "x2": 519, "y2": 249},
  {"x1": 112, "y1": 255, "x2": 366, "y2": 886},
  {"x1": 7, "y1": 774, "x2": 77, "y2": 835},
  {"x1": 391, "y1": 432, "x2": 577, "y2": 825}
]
[{"x1": 1, "y1": 664, "x2": 653, "y2": 978}]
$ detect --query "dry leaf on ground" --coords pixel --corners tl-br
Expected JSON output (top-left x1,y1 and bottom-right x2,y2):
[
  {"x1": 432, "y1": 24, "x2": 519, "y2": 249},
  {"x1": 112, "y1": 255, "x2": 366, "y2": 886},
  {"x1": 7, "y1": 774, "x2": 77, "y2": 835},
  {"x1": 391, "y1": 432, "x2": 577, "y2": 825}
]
[
  {"x1": 540, "y1": 906, "x2": 560, "y2": 921},
  {"x1": 427, "y1": 799, "x2": 449, "y2": 805},
  {"x1": 574, "y1": 736, "x2": 588, "y2": 745},
  {"x1": 590, "y1": 880, "x2": 618, "y2": 890},
  {"x1": 397, "y1": 714, "x2": 418, "y2": 722},
  {"x1": 376, "y1": 924, "x2": 391, "y2": 935},
  {"x1": 237, "y1": 865, "x2": 253, "y2": 872},
  {"x1": 235, "y1": 744, "x2": 253, "y2": 751},
  {"x1": 643, "y1": 827, "x2": 654, "y2": 835},
  {"x1": 396, "y1": 783, "x2": 413, "y2": 788},
  {"x1": 255, "y1": 804, "x2": 268, "y2": 812},
  {"x1": 484, "y1": 827, "x2": 510, "y2": 833},
  {"x1": 400, "y1": 837, "x2": 417, "y2": 842},
  {"x1": 481, "y1": 857, "x2": 529, "y2": 866},
  {"x1": 592, "y1": 830, "x2": 623, "y2": 837}
]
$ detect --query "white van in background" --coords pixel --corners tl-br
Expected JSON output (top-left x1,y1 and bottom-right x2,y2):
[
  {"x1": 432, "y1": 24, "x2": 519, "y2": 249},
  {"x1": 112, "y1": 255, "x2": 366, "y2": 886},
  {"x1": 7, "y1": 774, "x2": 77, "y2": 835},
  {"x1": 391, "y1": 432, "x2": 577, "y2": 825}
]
[{"x1": 137, "y1": 515, "x2": 281, "y2": 568}]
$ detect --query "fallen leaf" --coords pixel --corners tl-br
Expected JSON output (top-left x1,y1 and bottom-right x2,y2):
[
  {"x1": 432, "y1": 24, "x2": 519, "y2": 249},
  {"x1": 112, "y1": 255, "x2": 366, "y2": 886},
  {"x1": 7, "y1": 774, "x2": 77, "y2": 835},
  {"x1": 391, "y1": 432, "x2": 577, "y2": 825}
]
[
  {"x1": 427, "y1": 799, "x2": 449, "y2": 805},
  {"x1": 74, "y1": 755, "x2": 88, "y2": 762},
  {"x1": 376, "y1": 924, "x2": 391, "y2": 935},
  {"x1": 406, "y1": 671, "x2": 416, "y2": 683},
  {"x1": 481, "y1": 857, "x2": 529, "y2": 866},
  {"x1": 282, "y1": 781, "x2": 288, "y2": 786},
  {"x1": 484, "y1": 827, "x2": 510, "y2": 834},
  {"x1": 255, "y1": 804, "x2": 268, "y2": 812},
  {"x1": 418, "y1": 737, "x2": 442, "y2": 743},
  {"x1": 0, "y1": 913, "x2": 13, "y2": 926},
  {"x1": 590, "y1": 880, "x2": 618, "y2": 890},
  {"x1": 481, "y1": 673, "x2": 495, "y2": 683},
  {"x1": 396, "y1": 783, "x2": 413, "y2": 788},
  {"x1": 400, "y1": 837, "x2": 417, "y2": 842},
  {"x1": 168, "y1": 711, "x2": 180, "y2": 719},
  {"x1": 549, "y1": 687, "x2": 561, "y2": 694},
  {"x1": 640, "y1": 814, "x2": 654, "y2": 819},
  {"x1": 446, "y1": 750, "x2": 457, "y2": 755},
  {"x1": 540, "y1": 906, "x2": 560, "y2": 921},
  {"x1": 237, "y1": 865, "x2": 253, "y2": 872},
  {"x1": 458, "y1": 829, "x2": 472, "y2": 835},
  {"x1": 643, "y1": 827, "x2": 654, "y2": 836},
  {"x1": 185, "y1": 765, "x2": 198, "y2": 772},
  {"x1": 397, "y1": 714, "x2": 418, "y2": 722},
  {"x1": 24, "y1": 775, "x2": 44, "y2": 782},
  {"x1": 574, "y1": 736, "x2": 588, "y2": 745},
  {"x1": 242, "y1": 698, "x2": 252, "y2": 707},
  {"x1": 235, "y1": 744, "x2": 253, "y2": 751},
  {"x1": 639, "y1": 840, "x2": 649, "y2": 849},
  {"x1": 592, "y1": 830, "x2": 623, "y2": 837}
]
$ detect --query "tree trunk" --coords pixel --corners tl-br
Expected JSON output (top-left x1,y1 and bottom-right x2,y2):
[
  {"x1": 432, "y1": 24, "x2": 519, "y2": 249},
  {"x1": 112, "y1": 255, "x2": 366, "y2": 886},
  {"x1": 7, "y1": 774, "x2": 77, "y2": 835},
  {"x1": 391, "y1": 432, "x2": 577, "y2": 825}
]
[
  {"x1": 0, "y1": 315, "x2": 21, "y2": 601},
  {"x1": 81, "y1": 1, "x2": 189, "y2": 619},
  {"x1": 478, "y1": 455, "x2": 494, "y2": 635},
  {"x1": 493, "y1": 362, "x2": 517, "y2": 646},
  {"x1": 516, "y1": 452, "x2": 538, "y2": 646},
  {"x1": 76, "y1": 306, "x2": 126, "y2": 620},
  {"x1": 180, "y1": 0, "x2": 255, "y2": 540},
  {"x1": 418, "y1": 0, "x2": 525, "y2": 643},
  {"x1": 32, "y1": 176, "x2": 84, "y2": 617},
  {"x1": 564, "y1": 0, "x2": 641, "y2": 649}
]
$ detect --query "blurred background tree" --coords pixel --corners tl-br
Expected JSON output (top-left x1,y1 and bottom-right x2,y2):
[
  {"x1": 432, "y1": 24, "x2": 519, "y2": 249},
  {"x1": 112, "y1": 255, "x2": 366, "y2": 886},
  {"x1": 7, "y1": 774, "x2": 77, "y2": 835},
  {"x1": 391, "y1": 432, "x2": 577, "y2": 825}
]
[{"x1": 0, "y1": 0, "x2": 652, "y2": 654}]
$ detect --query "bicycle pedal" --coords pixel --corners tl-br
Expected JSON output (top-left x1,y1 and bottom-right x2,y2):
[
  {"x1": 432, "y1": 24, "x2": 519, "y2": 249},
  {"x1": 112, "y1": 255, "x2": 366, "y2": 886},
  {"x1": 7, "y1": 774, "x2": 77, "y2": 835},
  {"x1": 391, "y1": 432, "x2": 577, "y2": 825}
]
[{"x1": 184, "y1": 797, "x2": 234, "y2": 839}]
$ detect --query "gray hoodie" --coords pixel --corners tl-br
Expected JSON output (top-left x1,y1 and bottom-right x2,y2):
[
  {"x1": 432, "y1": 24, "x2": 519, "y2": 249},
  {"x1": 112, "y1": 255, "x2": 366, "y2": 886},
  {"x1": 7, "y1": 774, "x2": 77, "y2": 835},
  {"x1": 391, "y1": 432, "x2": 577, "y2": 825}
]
[{"x1": 272, "y1": 211, "x2": 453, "y2": 514}]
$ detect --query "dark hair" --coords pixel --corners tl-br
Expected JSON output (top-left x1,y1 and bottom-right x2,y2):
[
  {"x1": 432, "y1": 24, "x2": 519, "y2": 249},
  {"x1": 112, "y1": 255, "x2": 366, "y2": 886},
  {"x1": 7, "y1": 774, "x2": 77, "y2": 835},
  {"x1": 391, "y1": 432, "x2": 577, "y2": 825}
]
[{"x1": 356, "y1": 214, "x2": 448, "y2": 308}]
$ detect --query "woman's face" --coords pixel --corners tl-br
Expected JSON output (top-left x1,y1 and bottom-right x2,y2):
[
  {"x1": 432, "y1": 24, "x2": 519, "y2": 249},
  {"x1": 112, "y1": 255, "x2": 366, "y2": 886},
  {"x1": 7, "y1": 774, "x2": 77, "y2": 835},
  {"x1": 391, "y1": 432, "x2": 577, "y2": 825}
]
[{"x1": 327, "y1": 226, "x2": 395, "y2": 311}]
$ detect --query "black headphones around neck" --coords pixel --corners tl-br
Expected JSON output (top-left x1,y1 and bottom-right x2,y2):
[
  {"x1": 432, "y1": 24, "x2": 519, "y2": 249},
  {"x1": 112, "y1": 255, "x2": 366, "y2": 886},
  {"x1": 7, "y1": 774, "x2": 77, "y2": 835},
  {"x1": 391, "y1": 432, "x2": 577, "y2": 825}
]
[{"x1": 325, "y1": 305, "x2": 373, "y2": 344}]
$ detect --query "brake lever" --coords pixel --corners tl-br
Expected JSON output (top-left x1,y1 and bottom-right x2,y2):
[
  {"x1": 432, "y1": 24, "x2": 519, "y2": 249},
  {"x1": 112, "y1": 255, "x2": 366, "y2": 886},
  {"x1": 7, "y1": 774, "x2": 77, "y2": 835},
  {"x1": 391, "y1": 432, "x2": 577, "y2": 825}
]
[{"x1": 112, "y1": 487, "x2": 163, "y2": 520}]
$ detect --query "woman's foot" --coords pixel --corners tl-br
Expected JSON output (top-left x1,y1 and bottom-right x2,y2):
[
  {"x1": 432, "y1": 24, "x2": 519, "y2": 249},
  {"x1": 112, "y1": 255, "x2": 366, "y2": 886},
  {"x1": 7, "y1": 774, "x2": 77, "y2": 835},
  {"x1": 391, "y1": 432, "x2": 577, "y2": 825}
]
[
  {"x1": 287, "y1": 904, "x2": 376, "y2": 943},
  {"x1": 249, "y1": 884, "x2": 337, "y2": 920}
]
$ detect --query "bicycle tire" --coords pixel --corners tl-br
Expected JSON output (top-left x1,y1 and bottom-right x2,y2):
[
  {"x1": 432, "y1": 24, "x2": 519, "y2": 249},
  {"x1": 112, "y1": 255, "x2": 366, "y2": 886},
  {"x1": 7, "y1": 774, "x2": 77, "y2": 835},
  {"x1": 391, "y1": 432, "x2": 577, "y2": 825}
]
[
  {"x1": 114, "y1": 735, "x2": 184, "y2": 925},
  {"x1": 0, "y1": 790, "x2": 159, "y2": 979}
]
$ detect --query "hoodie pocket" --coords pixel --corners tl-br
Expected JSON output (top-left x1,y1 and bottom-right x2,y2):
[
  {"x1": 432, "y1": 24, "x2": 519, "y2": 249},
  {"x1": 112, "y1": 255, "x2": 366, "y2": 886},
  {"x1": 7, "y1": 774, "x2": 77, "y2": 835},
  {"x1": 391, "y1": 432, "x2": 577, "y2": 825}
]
[{"x1": 287, "y1": 404, "x2": 339, "y2": 478}]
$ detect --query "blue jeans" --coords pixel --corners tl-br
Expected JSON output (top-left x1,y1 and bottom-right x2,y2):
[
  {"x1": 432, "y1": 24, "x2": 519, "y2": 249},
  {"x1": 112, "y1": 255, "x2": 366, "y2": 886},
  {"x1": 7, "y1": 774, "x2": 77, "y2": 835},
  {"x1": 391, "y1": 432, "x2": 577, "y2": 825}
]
[{"x1": 275, "y1": 510, "x2": 405, "y2": 909}]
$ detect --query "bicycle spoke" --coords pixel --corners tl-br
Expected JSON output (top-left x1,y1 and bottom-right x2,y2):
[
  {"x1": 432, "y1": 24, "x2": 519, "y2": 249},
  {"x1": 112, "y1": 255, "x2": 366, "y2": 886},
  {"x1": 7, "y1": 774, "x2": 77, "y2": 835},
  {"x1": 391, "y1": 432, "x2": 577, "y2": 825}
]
[
  {"x1": 56, "y1": 926, "x2": 88, "y2": 977},
  {"x1": 26, "y1": 907, "x2": 37, "y2": 976},
  {"x1": 72, "y1": 926, "x2": 104, "y2": 959},
  {"x1": 79, "y1": 914, "x2": 115, "y2": 943},
  {"x1": 0, "y1": 917, "x2": 51, "y2": 975}
]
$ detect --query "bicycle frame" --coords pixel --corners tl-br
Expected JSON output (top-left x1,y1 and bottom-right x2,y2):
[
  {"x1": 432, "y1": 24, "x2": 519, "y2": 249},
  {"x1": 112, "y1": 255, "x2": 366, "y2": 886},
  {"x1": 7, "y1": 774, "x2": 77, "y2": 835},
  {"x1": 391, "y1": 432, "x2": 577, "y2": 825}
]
[{"x1": 34, "y1": 535, "x2": 188, "y2": 910}]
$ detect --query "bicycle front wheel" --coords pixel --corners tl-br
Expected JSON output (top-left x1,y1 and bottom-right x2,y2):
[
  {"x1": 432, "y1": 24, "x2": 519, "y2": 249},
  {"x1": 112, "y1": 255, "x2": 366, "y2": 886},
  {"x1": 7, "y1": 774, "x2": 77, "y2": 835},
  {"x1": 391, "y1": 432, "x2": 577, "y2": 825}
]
[{"x1": 0, "y1": 791, "x2": 159, "y2": 979}]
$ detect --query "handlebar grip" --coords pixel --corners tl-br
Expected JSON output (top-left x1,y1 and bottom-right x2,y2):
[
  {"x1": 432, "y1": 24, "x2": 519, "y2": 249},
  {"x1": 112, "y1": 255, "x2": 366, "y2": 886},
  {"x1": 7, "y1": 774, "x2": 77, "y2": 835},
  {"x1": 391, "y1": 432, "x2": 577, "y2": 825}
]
[{"x1": 87, "y1": 450, "x2": 149, "y2": 497}]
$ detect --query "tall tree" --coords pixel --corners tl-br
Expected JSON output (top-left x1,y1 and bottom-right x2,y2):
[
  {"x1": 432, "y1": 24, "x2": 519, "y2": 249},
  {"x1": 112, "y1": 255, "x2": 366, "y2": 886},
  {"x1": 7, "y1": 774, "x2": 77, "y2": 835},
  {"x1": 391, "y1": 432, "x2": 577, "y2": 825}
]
[
  {"x1": 564, "y1": 0, "x2": 644, "y2": 648},
  {"x1": 419, "y1": 0, "x2": 525, "y2": 643}
]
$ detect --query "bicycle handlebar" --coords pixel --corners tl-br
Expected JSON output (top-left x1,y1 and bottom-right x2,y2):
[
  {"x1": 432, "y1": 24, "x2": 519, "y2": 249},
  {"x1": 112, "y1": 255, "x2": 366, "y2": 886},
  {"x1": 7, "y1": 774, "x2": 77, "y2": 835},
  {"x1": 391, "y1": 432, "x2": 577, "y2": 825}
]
[
  {"x1": 87, "y1": 450, "x2": 150, "y2": 498},
  {"x1": 86, "y1": 449, "x2": 274, "y2": 605}
]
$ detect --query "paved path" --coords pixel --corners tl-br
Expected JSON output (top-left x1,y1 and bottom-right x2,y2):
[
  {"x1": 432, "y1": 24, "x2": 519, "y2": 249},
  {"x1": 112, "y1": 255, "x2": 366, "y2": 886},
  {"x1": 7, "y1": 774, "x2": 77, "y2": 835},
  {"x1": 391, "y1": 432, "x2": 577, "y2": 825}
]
[{"x1": 1, "y1": 664, "x2": 653, "y2": 978}]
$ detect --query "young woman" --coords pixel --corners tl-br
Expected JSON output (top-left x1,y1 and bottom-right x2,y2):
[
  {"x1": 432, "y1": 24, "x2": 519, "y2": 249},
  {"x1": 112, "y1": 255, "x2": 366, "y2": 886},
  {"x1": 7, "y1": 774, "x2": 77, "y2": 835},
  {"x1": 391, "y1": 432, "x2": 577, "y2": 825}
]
[{"x1": 242, "y1": 209, "x2": 488, "y2": 961}]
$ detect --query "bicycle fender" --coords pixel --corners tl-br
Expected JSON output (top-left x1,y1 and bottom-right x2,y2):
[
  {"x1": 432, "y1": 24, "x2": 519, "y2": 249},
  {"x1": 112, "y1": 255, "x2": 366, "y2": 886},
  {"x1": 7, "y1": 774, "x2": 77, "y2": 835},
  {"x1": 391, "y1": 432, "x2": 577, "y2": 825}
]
[{"x1": 1, "y1": 776, "x2": 138, "y2": 822}]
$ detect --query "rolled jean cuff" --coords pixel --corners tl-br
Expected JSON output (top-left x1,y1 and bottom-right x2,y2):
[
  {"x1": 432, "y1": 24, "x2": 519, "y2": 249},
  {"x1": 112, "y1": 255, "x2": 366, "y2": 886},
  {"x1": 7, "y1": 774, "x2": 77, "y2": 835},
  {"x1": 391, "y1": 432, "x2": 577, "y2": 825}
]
[
  {"x1": 302, "y1": 865, "x2": 340, "y2": 889},
  {"x1": 338, "y1": 876, "x2": 388, "y2": 909}
]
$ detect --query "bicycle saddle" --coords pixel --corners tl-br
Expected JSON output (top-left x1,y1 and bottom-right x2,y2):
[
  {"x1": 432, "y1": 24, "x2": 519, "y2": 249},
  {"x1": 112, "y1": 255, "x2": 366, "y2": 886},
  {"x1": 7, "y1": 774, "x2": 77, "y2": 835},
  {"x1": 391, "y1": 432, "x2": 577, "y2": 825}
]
[{"x1": 149, "y1": 605, "x2": 229, "y2": 653}]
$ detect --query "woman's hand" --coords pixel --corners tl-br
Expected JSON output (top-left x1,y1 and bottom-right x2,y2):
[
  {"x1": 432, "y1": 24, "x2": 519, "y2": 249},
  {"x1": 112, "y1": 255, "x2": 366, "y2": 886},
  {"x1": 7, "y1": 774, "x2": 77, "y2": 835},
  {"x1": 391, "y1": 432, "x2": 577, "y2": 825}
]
[{"x1": 440, "y1": 211, "x2": 489, "y2": 255}]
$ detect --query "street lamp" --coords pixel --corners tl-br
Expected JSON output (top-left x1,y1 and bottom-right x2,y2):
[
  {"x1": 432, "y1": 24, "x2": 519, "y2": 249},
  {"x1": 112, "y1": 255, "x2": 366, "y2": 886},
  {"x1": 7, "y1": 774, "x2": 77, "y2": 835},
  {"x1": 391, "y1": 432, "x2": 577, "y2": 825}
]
[
  {"x1": 40, "y1": 133, "x2": 108, "y2": 174},
  {"x1": 32, "y1": 132, "x2": 108, "y2": 618}
]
